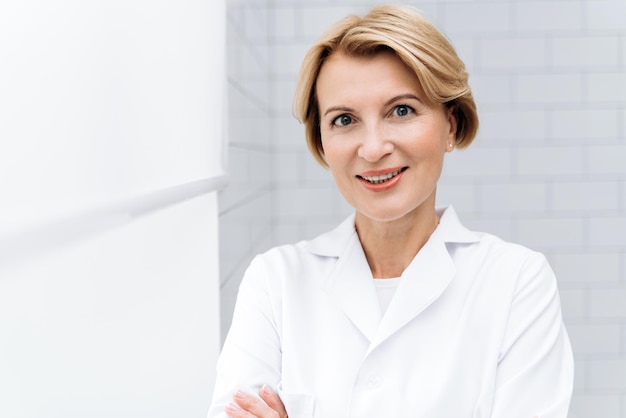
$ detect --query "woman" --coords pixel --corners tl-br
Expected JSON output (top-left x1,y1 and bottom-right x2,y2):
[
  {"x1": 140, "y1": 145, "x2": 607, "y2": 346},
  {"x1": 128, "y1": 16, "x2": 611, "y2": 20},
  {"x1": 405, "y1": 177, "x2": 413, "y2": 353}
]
[{"x1": 209, "y1": 5, "x2": 573, "y2": 418}]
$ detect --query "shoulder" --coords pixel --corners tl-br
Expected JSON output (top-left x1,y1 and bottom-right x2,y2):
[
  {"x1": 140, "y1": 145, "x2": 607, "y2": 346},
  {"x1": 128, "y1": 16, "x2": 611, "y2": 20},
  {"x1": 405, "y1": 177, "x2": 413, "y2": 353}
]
[
  {"x1": 245, "y1": 214, "x2": 356, "y2": 281},
  {"x1": 458, "y1": 230, "x2": 557, "y2": 304},
  {"x1": 473, "y1": 231, "x2": 547, "y2": 265},
  {"x1": 440, "y1": 207, "x2": 555, "y2": 290},
  {"x1": 440, "y1": 206, "x2": 546, "y2": 263}
]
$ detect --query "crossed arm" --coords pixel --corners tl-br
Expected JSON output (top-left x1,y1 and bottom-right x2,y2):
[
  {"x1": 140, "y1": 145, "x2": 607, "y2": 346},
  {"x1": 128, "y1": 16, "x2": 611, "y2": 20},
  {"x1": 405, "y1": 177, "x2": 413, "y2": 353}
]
[{"x1": 224, "y1": 385, "x2": 287, "y2": 418}]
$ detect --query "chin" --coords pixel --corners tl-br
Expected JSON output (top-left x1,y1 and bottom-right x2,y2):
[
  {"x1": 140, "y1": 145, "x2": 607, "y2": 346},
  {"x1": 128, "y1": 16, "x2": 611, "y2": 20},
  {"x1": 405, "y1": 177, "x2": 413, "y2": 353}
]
[
  {"x1": 355, "y1": 195, "x2": 435, "y2": 224},
  {"x1": 357, "y1": 206, "x2": 415, "y2": 223}
]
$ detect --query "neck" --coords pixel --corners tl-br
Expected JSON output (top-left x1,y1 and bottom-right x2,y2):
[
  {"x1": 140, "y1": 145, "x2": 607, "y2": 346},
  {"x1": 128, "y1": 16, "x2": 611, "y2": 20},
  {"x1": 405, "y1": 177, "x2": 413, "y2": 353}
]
[{"x1": 355, "y1": 205, "x2": 440, "y2": 279}]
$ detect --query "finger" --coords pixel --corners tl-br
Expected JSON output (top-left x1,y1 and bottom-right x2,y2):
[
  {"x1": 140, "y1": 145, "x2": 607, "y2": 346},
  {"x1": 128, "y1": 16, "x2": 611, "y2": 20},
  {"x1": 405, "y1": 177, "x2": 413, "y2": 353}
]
[
  {"x1": 259, "y1": 385, "x2": 287, "y2": 418},
  {"x1": 232, "y1": 390, "x2": 280, "y2": 418},
  {"x1": 225, "y1": 401, "x2": 255, "y2": 418}
]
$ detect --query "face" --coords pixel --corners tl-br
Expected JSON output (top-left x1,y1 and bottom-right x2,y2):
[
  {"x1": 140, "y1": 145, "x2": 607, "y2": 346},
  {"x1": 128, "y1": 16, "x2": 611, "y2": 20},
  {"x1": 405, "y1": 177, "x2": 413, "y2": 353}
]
[{"x1": 316, "y1": 51, "x2": 457, "y2": 224}]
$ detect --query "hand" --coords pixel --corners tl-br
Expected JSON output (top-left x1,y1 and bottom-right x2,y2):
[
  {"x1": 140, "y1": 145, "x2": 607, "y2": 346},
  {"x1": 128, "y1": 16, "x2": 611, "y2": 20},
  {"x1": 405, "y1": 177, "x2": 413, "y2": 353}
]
[{"x1": 225, "y1": 385, "x2": 288, "y2": 418}]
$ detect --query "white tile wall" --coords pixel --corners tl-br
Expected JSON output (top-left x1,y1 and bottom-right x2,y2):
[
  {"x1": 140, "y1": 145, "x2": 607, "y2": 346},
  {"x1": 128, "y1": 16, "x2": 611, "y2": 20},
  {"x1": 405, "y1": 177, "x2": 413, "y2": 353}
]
[
  {"x1": 586, "y1": 0, "x2": 626, "y2": 31},
  {"x1": 590, "y1": 217, "x2": 626, "y2": 247},
  {"x1": 514, "y1": 74, "x2": 584, "y2": 104},
  {"x1": 568, "y1": 323, "x2": 621, "y2": 354},
  {"x1": 479, "y1": 182, "x2": 548, "y2": 214},
  {"x1": 516, "y1": 145, "x2": 584, "y2": 178},
  {"x1": 470, "y1": 74, "x2": 513, "y2": 106},
  {"x1": 442, "y1": 147, "x2": 512, "y2": 178},
  {"x1": 590, "y1": 359, "x2": 626, "y2": 390},
  {"x1": 560, "y1": 288, "x2": 586, "y2": 320},
  {"x1": 479, "y1": 38, "x2": 547, "y2": 70},
  {"x1": 588, "y1": 73, "x2": 626, "y2": 103},
  {"x1": 443, "y1": 3, "x2": 511, "y2": 35},
  {"x1": 588, "y1": 145, "x2": 626, "y2": 175},
  {"x1": 550, "y1": 109, "x2": 620, "y2": 141},
  {"x1": 513, "y1": 1, "x2": 584, "y2": 33},
  {"x1": 220, "y1": 0, "x2": 275, "y2": 340},
  {"x1": 517, "y1": 217, "x2": 585, "y2": 249},
  {"x1": 479, "y1": 109, "x2": 548, "y2": 143},
  {"x1": 551, "y1": 252, "x2": 620, "y2": 283},
  {"x1": 551, "y1": 36, "x2": 621, "y2": 70},
  {"x1": 552, "y1": 180, "x2": 618, "y2": 214},
  {"x1": 570, "y1": 393, "x2": 621, "y2": 418},
  {"x1": 223, "y1": 0, "x2": 626, "y2": 416}
]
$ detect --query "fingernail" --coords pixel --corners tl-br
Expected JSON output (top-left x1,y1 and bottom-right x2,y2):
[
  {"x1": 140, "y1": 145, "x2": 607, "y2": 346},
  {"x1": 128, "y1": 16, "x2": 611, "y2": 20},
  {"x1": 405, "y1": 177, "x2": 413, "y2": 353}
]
[
  {"x1": 261, "y1": 384, "x2": 274, "y2": 395},
  {"x1": 234, "y1": 389, "x2": 246, "y2": 399},
  {"x1": 226, "y1": 402, "x2": 241, "y2": 411}
]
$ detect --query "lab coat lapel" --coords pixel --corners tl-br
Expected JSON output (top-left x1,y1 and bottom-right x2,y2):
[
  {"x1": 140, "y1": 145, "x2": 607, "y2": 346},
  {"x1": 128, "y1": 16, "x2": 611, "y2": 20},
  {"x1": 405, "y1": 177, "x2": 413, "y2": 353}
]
[
  {"x1": 371, "y1": 237, "x2": 455, "y2": 350},
  {"x1": 310, "y1": 215, "x2": 382, "y2": 342},
  {"x1": 369, "y1": 207, "x2": 478, "y2": 351},
  {"x1": 307, "y1": 207, "x2": 478, "y2": 349}
]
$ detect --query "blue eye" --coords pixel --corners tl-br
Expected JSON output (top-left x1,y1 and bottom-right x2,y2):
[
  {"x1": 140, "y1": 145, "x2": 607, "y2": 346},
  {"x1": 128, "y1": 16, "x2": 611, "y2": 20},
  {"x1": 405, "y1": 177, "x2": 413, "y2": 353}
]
[
  {"x1": 333, "y1": 114, "x2": 353, "y2": 127},
  {"x1": 394, "y1": 105, "x2": 413, "y2": 117}
]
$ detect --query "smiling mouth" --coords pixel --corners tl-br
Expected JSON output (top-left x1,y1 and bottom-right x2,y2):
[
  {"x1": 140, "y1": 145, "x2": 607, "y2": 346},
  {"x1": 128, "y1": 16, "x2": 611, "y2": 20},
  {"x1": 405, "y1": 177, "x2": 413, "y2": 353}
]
[{"x1": 358, "y1": 167, "x2": 408, "y2": 184}]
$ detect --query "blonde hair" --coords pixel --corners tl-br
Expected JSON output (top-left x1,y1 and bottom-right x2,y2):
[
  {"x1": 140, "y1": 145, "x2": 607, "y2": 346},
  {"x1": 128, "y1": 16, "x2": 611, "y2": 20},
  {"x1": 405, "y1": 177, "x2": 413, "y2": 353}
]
[{"x1": 293, "y1": 4, "x2": 479, "y2": 167}]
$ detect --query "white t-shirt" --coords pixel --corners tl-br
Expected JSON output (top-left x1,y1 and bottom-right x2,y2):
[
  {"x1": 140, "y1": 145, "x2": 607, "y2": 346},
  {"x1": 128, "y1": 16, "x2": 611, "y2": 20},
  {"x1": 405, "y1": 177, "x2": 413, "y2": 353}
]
[{"x1": 373, "y1": 277, "x2": 401, "y2": 315}]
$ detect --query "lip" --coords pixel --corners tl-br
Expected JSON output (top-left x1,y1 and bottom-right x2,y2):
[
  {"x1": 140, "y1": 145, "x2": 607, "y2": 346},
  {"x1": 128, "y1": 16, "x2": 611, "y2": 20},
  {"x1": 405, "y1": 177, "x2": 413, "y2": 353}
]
[
  {"x1": 358, "y1": 167, "x2": 405, "y2": 177},
  {"x1": 356, "y1": 166, "x2": 407, "y2": 192}
]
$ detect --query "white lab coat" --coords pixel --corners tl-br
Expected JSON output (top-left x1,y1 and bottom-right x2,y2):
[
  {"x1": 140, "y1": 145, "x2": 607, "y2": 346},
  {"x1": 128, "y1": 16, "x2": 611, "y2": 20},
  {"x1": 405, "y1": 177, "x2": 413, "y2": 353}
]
[{"x1": 208, "y1": 207, "x2": 573, "y2": 418}]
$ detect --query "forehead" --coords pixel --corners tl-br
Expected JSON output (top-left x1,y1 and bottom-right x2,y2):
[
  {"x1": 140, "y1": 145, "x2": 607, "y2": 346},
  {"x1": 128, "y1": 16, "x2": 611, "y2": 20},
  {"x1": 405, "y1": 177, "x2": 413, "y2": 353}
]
[{"x1": 316, "y1": 51, "x2": 424, "y2": 106}]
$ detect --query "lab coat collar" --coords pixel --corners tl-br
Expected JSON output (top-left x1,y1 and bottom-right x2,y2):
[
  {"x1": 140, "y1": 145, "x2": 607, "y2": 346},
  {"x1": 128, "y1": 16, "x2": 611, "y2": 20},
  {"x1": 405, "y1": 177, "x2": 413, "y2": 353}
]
[
  {"x1": 431, "y1": 205, "x2": 480, "y2": 245},
  {"x1": 304, "y1": 213, "x2": 357, "y2": 257},
  {"x1": 305, "y1": 206, "x2": 480, "y2": 347},
  {"x1": 304, "y1": 206, "x2": 479, "y2": 257}
]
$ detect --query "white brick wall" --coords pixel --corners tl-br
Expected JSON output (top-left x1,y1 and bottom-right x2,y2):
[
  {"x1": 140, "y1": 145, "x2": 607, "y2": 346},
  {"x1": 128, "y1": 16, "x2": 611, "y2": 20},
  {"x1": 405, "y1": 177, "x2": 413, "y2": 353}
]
[
  {"x1": 223, "y1": 0, "x2": 626, "y2": 416},
  {"x1": 479, "y1": 38, "x2": 547, "y2": 70},
  {"x1": 220, "y1": 0, "x2": 275, "y2": 340}
]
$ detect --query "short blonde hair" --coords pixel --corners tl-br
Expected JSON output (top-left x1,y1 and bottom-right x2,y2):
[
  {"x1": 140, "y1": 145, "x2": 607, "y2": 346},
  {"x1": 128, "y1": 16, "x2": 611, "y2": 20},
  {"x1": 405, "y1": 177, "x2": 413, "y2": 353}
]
[{"x1": 293, "y1": 4, "x2": 479, "y2": 167}]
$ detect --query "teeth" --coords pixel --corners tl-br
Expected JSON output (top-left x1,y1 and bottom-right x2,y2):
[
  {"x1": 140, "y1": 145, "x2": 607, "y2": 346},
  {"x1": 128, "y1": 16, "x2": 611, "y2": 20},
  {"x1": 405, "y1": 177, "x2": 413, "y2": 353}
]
[{"x1": 362, "y1": 169, "x2": 403, "y2": 184}]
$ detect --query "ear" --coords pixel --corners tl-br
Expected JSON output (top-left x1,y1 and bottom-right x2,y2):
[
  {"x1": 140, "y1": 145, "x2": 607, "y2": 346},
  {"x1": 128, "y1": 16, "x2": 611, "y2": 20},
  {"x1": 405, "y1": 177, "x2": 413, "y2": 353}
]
[{"x1": 445, "y1": 105, "x2": 458, "y2": 152}]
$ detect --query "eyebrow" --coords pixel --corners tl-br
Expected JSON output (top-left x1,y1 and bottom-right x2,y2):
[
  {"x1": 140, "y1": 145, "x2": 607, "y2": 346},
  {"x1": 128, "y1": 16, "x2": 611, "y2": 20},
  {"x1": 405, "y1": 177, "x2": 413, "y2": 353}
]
[
  {"x1": 323, "y1": 106, "x2": 352, "y2": 117},
  {"x1": 385, "y1": 93, "x2": 424, "y2": 107},
  {"x1": 322, "y1": 93, "x2": 424, "y2": 117}
]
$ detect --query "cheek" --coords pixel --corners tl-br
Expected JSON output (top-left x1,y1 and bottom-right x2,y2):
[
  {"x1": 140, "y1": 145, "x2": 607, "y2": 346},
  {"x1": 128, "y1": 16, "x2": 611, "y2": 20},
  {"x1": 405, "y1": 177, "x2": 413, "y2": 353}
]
[
  {"x1": 403, "y1": 124, "x2": 449, "y2": 157},
  {"x1": 321, "y1": 136, "x2": 347, "y2": 165},
  {"x1": 401, "y1": 136, "x2": 442, "y2": 161}
]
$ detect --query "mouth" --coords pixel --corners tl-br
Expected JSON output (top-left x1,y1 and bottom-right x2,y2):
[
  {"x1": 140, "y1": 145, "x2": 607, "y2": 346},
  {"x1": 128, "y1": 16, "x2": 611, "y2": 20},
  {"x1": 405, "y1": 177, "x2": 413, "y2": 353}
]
[{"x1": 357, "y1": 167, "x2": 408, "y2": 184}]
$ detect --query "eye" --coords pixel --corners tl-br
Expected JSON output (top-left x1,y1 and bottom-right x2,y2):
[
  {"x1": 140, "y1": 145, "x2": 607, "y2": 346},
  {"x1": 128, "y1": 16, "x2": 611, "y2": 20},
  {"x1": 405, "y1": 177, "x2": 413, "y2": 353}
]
[
  {"x1": 332, "y1": 114, "x2": 353, "y2": 127},
  {"x1": 393, "y1": 105, "x2": 414, "y2": 117}
]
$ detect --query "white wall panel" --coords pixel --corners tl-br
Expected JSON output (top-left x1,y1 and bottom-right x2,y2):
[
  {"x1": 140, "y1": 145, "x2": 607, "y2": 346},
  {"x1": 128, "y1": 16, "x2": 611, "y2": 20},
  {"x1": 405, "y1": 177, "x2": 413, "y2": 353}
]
[
  {"x1": 0, "y1": 0, "x2": 226, "y2": 235},
  {"x1": 0, "y1": 0, "x2": 226, "y2": 416},
  {"x1": 0, "y1": 194, "x2": 220, "y2": 418}
]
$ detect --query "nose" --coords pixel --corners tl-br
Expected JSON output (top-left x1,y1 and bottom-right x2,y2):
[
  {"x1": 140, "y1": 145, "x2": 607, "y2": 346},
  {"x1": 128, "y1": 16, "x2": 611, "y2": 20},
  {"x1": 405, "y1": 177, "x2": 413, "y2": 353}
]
[{"x1": 357, "y1": 123, "x2": 394, "y2": 162}]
